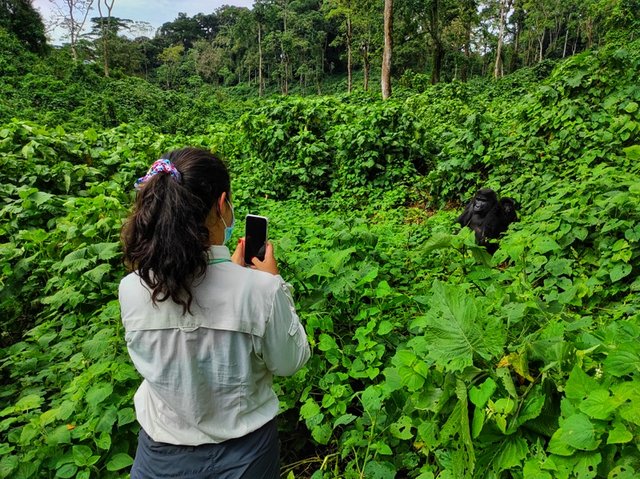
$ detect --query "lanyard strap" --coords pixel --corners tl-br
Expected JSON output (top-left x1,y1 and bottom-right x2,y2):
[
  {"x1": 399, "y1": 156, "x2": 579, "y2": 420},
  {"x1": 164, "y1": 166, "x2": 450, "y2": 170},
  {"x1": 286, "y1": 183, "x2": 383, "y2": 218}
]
[{"x1": 208, "y1": 258, "x2": 231, "y2": 265}]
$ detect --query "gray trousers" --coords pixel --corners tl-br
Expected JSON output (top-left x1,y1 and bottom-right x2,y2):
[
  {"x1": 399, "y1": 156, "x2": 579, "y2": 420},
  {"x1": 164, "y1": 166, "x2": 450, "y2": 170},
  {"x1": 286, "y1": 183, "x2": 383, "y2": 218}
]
[{"x1": 130, "y1": 419, "x2": 280, "y2": 479}]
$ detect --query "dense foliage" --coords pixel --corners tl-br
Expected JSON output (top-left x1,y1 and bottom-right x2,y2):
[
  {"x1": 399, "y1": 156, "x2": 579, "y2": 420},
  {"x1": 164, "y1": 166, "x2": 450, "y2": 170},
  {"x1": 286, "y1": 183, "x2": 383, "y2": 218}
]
[{"x1": 1, "y1": 22, "x2": 639, "y2": 479}]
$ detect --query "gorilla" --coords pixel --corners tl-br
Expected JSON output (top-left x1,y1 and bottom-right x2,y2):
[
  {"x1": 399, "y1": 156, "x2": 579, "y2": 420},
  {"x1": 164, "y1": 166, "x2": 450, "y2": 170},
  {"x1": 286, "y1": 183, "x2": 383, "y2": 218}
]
[{"x1": 457, "y1": 188, "x2": 518, "y2": 254}]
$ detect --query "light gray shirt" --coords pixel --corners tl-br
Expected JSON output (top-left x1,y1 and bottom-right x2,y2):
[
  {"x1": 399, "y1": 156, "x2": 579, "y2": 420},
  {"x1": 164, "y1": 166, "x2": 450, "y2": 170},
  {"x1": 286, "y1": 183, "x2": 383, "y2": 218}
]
[{"x1": 119, "y1": 245, "x2": 310, "y2": 445}]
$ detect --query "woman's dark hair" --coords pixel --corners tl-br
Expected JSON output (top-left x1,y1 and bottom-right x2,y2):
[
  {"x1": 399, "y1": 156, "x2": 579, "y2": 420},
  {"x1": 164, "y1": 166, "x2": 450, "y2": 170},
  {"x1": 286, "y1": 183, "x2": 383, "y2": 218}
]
[{"x1": 121, "y1": 147, "x2": 230, "y2": 314}]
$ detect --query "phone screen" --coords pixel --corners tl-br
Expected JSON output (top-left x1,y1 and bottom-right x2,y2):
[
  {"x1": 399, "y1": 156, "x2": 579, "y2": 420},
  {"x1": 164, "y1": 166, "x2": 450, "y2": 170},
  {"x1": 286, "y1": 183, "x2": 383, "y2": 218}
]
[{"x1": 244, "y1": 215, "x2": 268, "y2": 265}]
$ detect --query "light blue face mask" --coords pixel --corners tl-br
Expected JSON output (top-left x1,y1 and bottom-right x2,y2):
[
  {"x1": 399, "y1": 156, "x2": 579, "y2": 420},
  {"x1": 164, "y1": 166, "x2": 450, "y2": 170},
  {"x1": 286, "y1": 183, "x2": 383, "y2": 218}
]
[{"x1": 221, "y1": 199, "x2": 235, "y2": 244}]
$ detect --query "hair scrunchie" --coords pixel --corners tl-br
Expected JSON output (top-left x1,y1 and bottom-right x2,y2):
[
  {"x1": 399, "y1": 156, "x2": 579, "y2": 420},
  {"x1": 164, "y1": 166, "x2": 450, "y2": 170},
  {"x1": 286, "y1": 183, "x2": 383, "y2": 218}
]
[{"x1": 134, "y1": 159, "x2": 182, "y2": 190}]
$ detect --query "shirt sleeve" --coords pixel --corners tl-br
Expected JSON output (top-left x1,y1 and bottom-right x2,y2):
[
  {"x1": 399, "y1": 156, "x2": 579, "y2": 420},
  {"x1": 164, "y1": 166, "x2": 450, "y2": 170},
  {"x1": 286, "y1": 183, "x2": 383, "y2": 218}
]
[{"x1": 261, "y1": 277, "x2": 311, "y2": 376}]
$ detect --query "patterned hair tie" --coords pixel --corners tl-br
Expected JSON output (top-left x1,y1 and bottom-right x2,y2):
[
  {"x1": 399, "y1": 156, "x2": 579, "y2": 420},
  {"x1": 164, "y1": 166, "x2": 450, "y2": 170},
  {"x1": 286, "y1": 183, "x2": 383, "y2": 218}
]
[{"x1": 134, "y1": 159, "x2": 182, "y2": 190}]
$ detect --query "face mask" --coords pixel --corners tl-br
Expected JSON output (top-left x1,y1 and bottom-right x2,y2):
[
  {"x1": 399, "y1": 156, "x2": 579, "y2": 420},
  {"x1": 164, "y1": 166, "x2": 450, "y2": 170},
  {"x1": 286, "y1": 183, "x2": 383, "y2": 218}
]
[{"x1": 221, "y1": 199, "x2": 235, "y2": 244}]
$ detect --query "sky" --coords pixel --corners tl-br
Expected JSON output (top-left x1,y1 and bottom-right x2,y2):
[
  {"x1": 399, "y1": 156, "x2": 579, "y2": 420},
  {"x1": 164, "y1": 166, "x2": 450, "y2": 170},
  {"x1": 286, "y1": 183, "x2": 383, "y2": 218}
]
[{"x1": 32, "y1": 0, "x2": 254, "y2": 43}]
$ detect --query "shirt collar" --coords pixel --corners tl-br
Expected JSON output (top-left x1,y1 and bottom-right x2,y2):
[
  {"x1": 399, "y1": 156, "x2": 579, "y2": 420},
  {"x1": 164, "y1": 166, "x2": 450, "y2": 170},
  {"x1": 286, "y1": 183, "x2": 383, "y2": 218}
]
[{"x1": 207, "y1": 245, "x2": 231, "y2": 262}]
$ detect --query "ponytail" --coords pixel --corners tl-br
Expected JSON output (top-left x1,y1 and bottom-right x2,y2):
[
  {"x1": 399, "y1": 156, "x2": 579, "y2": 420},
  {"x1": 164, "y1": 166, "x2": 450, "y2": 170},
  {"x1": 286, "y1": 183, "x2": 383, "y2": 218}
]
[{"x1": 121, "y1": 148, "x2": 230, "y2": 314}]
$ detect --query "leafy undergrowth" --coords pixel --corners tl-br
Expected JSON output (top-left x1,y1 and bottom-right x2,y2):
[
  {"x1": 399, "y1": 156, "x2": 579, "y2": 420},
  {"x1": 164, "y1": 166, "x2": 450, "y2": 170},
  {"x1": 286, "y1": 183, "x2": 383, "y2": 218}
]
[{"x1": 1, "y1": 39, "x2": 640, "y2": 479}]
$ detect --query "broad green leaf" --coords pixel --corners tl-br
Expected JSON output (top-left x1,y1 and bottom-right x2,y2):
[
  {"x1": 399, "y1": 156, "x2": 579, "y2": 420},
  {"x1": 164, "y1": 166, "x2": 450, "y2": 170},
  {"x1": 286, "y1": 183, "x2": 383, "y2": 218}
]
[
  {"x1": 532, "y1": 236, "x2": 560, "y2": 254},
  {"x1": 546, "y1": 451, "x2": 602, "y2": 479},
  {"x1": 523, "y1": 458, "x2": 552, "y2": 479},
  {"x1": 106, "y1": 453, "x2": 134, "y2": 471},
  {"x1": 421, "y1": 281, "x2": 504, "y2": 372},
  {"x1": 305, "y1": 261, "x2": 333, "y2": 278},
  {"x1": 300, "y1": 400, "x2": 321, "y2": 421},
  {"x1": 564, "y1": 366, "x2": 600, "y2": 401},
  {"x1": 471, "y1": 407, "x2": 486, "y2": 439},
  {"x1": 19, "y1": 423, "x2": 39, "y2": 445},
  {"x1": 549, "y1": 413, "x2": 599, "y2": 452},
  {"x1": 423, "y1": 232, "x2": 455, "y2": 253},
  {"x1": 95, "y1": 431, "x2": 112, "y2": 450},
  {"x1": 85, "y1": 383, "x2": 113, "y2": 408},
  {"x1": 47, "y1": 425, "x2": 71, "y2": 445},
  {"x1": 333, "y1": 414, "x2": 356, "y2": 429},
  {"x1": 361, "y1": 386, "x2": 383, "y2": 413},
  {"x1": 389, "y1": 415, "x2": 413, "y2": 440},
  {"x1": 55, "y1": 464, "x2": 77, "y2": 479},
  {"x1": 72, "y1": 445, "x2": 93, "y2": 466},
  {"x1": 317, "y1": 333, "x2": 338, "y2": 352},
  {"x1": 363, "y1": 460, "x2": 396, "y2": 479},
  {"x1": 311, "y1": 423, "x2": 332, "y2": 445},
  {"x1": 496, "y1": 367, "x2": 517, "y2": 398},
  {"x1": 514, "y1": 390, "x2": 545, "y2": 429},
  {"x1": 397, "y1": 365, "x2": 426, "y2": 391},
  {"x1": 607, "y1": 421, "x2": 632, "y2": 444},
  {"x1": 76, "y1": 469, "x2": 90, "y2": 479},
  {"x1": 609, "y1": 263, "x2": 632, "y2": 282},
  {"x1": 604, "y1": 348, "x2": 640, "y2": 376},
  {"x1": 469, "y1": 378, "x2": 497, "y2": 408},
  {"x1": 15, "y1": 394, "x2": 43, "y2": 412},
  {"x1": 117, "y1": 407, "x2": 136, "y2": 427},
  {"x1": 0, "y1": 456, "x2": 19, "y2": 479},
  {"x1": 377, "y1": 320, "x2": 393, "y2": 335},
  {"x1": 39, "y1": 409, "x2": 59, "y2": 427},
  {"x1": 624, "y1": 101, "x2": 638, "y2": 113},
  {"x1": 607, "y1": 466, "x2": 637, "y2": 478},
  {"x1": 326, "y1": 247, "x2": 355, "y2": 270},
  {"x1": 83, "y1": 263, "x2": 111, "y2": 284},
  {"x1": 493, "y1": 435, "x2": 528, "y2": 473},
  {"x1": 579, "y1": 389, "x2": 619, "y2": 420},
  {"x1": 623, "y1": 144, "x2": 640, "y2": 161}
]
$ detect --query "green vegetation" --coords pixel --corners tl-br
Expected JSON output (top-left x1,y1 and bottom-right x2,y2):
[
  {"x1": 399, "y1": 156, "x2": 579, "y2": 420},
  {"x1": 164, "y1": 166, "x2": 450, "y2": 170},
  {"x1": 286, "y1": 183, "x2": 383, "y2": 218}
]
[{"x1": 1, "y1": 3, "x2": 640, "y2": 477}]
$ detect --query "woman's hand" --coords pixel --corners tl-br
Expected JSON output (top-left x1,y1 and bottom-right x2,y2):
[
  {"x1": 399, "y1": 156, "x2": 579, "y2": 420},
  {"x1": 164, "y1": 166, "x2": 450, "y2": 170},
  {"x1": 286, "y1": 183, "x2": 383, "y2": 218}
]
[
  {"x1": 231, "y1": 238, "x2": 246, "y2": 266},
  {"x1": 251, "y1": 241, "x2": 279, "y2": 276},
  {"x1": 231, "y1": 239, "x2": 279, "y2": 276}
]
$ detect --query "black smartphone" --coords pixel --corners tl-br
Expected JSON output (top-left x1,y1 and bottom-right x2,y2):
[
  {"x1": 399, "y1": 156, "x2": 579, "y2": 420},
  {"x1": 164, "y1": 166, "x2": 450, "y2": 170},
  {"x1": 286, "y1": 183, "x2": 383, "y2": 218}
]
[{"x1": 244, "y1": 214, "x2": 268, "y2": 265}]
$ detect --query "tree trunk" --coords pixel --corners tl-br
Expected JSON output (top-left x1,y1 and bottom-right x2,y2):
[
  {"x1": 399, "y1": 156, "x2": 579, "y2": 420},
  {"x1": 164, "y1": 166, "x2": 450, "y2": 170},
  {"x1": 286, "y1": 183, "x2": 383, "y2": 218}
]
[
  {"x1": 97, "y1": 0, "x2": 115, "y2": 78},
  {"x1": 461, "y1": 21, "x2": 471, "y2": 81},
  {"x1": 494, "y1": 0, "x2": 512, "y2": 79},
  {"x1": 429, "y1": 0, "x2": 443, "y2": 84},
  {"x1": 363, "y1": 42, "x2": 370, "y2": 91},
  {"x1": 509, "y1": 3, "x2": 522, "y2": 73},
  {"x1": 381, "y1": 0, "x2": 393, "y2": 100},
  {"x1": 538, "y1": 31, "x2": 544, "y2": 62},
  {"x1": 432, "y1": 41, "x2": 444, "y2": 84},
  {"x1": 346, "y1": 15, "x2": 352, "y2": 93},
  {"x1": 562, "y1": 13, "x2": 572, "y2": 58},
  {"x1": 258, "y1": 24, "x2": 263, "y2": 96}
]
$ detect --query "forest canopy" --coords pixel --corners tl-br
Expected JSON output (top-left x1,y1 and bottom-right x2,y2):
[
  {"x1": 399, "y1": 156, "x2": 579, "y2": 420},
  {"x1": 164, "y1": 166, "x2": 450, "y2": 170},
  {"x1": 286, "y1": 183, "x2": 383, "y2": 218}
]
[{"x1": 2, "y1": 0, "x2": 638, "y2": 95}]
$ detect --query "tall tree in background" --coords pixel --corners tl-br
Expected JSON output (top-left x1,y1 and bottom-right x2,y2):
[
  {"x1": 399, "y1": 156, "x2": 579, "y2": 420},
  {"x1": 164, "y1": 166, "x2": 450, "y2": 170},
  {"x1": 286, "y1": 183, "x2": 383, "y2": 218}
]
[
  {"x1": 381, "y1": 0, "x2": 392, "y2": 99},
  {"x1": 50, "y1": 0, "x2": 94, "y2": 60},
  {"x1": 0, "y1": 0, "x2": 48, "y2": 53},
  {"x1": 355, "y1": 0, "x2": 378, "y2": 91},
  {"x1": 456, "y1": 0, "x2": 478, "y2": 81},
  {"x1": 323, "y1": 0, "x2": 354, "y2": 92},
  {"x1": 96, "y1": 0, "x2": 114, "y2": 76},
  {"x1": 157, "y1": 43, "x2": 183, "y2": 88},
  {"x1": 493, "y1": 0, "x2": 512, "y2": 78}
]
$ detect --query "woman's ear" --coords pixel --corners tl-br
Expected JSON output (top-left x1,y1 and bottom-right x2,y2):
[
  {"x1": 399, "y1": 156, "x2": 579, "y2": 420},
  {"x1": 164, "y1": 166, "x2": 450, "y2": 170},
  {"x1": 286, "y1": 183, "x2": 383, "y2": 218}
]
[{"x1": 217, "y1": 191, "x2": 227, "y2": 215}]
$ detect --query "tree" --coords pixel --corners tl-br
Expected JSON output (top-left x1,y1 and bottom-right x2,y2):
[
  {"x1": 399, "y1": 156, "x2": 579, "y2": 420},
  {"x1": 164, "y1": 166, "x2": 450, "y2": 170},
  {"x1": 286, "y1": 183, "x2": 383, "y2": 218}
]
[
  {"x1": 96, "y1": 0, "x2": 115, "y2": 76},
  {"x1": 158, "y1": 12, "x2": 214, "y2": 50},
  {"x1": 49, "y1": 0, "x2": 95, "y2": 61},
  {"x1": 493, "y1": 0, "x2": 513, "y2": 78},
  {"x1": 381, "y1": 0, "x2": 392, "y2": 99},
  {"x1": 88, "y1": 15, "x2": 134, "y2": 75},
  {"x1": 0, "y1": 0, "x2": 48, "y2": 53},
  {"x1": 157, "y1": 43, "x2": 184, "y2": 88},
  {"x1": 323, "y1": 0, "x2": 354, "y2": 92}
]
